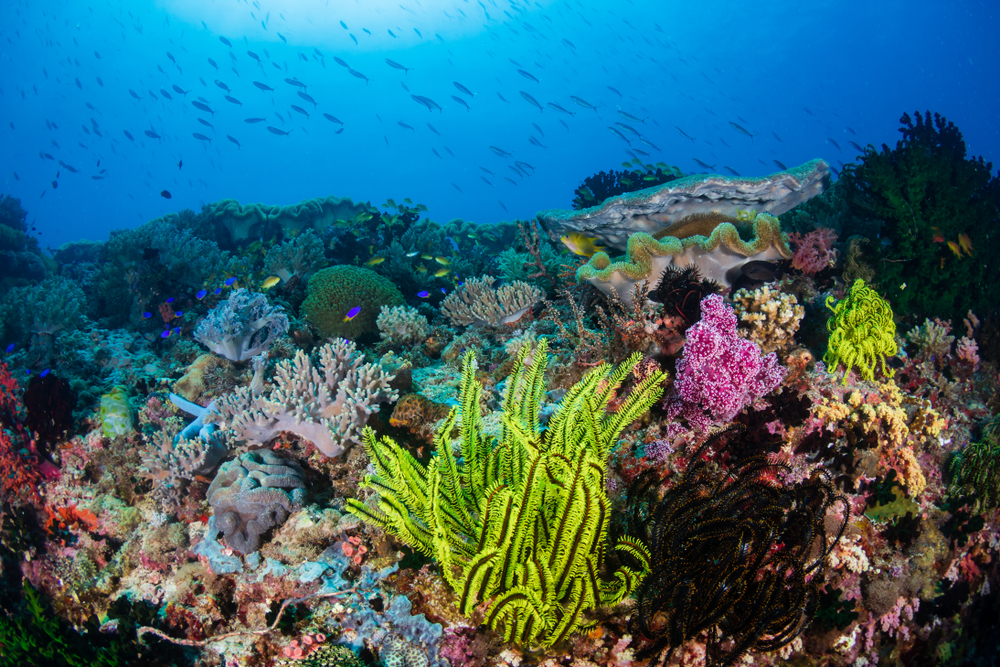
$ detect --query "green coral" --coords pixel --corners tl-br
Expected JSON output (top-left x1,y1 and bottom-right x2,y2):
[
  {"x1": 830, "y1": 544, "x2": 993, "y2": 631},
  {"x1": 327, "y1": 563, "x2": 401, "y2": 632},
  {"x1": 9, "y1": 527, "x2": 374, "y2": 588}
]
[
  {"x1": 824, "y1": 279, "x2": 897, "y2": 384},
  {"x1": 347, "y1": 340, "x2": 664, "y2": 647},
  {"x1": 948, "y1": 417, "x2": 1000, "y2": 513},
  {"x1": 301, "y1": 265, "x2": 404, "y2": 341},
  {"x1": 840, "y1": 111, "x2": 1000, "y2": 322}
]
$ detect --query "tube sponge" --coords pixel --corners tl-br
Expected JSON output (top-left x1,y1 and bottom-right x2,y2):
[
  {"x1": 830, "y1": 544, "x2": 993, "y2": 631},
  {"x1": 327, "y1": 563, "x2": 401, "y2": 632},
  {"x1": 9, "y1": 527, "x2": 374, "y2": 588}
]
[{"x1": 824, "y1": 279, "x2": 898, "y2": 384}]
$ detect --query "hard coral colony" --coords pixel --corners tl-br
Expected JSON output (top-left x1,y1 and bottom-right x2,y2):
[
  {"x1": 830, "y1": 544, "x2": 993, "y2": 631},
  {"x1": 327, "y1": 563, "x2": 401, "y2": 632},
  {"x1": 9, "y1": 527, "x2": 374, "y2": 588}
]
[{"x1": 0, "y1": 113, "x2": 999, "y2": 667}]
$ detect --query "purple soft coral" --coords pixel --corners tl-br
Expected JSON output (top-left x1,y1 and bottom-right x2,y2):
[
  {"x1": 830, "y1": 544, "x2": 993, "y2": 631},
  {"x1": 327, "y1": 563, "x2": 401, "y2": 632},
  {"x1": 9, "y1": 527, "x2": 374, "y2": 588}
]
[
  {"x1": 194, "y1": 288, "x2": 288, "y2": 362},
  {"x1": 666, "y1": 293, "x2": 786, "y2": 432}
]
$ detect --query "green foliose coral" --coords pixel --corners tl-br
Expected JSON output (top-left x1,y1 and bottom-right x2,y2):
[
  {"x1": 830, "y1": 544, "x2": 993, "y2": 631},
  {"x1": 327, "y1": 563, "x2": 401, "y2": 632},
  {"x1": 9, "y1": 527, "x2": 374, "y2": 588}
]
[
  {"x1": 825, "y1": 279, "x2": 897, "y2": 384},
  {"x1": 347, "y1": 340, "x2": 664, "y2": 647},
  {"x1": 840, "y1": 111, "x2": 1000, "y2": 322},
  {"x1": 301, "y1": 265, "x2": 404, "y2": 341}
]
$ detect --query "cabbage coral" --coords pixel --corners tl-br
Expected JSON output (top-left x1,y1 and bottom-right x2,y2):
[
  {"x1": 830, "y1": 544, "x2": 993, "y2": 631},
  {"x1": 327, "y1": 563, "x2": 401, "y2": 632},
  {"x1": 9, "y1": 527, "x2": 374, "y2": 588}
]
[{"x1": 824, "y1": 279, "x2": 897, "y2": 384}]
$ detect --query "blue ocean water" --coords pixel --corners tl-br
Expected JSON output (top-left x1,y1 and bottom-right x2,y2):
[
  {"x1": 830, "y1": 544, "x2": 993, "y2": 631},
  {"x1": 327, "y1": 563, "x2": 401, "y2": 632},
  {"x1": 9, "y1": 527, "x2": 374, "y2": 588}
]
[{"x1": 1, "y1": 0, "x2": 997, "y2": 249}]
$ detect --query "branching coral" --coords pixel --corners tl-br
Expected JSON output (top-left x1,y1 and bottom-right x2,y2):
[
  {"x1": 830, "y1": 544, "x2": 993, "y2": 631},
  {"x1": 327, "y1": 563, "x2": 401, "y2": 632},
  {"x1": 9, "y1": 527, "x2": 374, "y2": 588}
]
[
  {"x1": 440, "y1": 275, "x2": 541, "y2": 327},
  {"x1": 347, "y1": 341, "x2": 665, "y2": 647},
  {"x1": 631, "y1": 425, "x2": 849, "y2": 667},
  {"x1": 824, "y1": 279, "x2": 897, "y2": 384},
  {"x1": 207, "y1": 339, "x2": 397, "y2": 457},
  {"x1": 194, "y1": 289, "x2": 289, "y2": 362},
  {"x1": 139, "y1": 427, "x2": 229, "y2": 507},
  {"x1": 377, "y1": 305, "x2": 430, "y2": 346},
  {"x1": 733, "y1": 285, "x2": 805, "y2": 354}
]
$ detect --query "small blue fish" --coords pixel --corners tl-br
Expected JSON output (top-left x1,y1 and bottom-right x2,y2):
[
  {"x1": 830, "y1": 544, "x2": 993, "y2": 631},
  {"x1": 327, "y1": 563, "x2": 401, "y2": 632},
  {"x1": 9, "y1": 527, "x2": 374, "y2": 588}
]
[
  {"x1": 40, "y1": 369, "x2": 50, "y2": 377},
  {"x1": 4, "y1": 343, "x2": 13, "y2": 353},
  {"x1": 224, "y1": 277, "x2": 237, "y2": 286},
  {"x1": 417, "y1": 291, "x2": 430, "y2": 298},
  {"x1": 344, "y1": 306, "x2": 361, "y2": 322},
  {"x1": 161, "y1": 330, "x2": 171, "y2": 338},
  {"x1": 441, "y1": 287, "x2": 447, "y2": 294},
  {"x1": 214, "y1": 288, "x2": 223, "y2": 295},
  {"x1": 143, "y1": 312, "x2": 152, "y2": 319},
  {"x1": 25, "y1": 369, "x2": 31, "y2": 376},
  {"x1": 175, "y1": 311, "x2": 183, "y2": 317},
  {"x1": 166, "y1": 297, "x2": 175, "y2": 303},
  {"x1": 196, "y1": 289, "x2": 208, "y2": 299}
]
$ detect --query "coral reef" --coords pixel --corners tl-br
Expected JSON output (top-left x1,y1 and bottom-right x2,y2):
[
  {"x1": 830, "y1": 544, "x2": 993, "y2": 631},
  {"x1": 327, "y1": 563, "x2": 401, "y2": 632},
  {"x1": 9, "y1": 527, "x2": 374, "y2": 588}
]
[
  {"x1": 377, "y1": 305, "x2": 430, "y2": 346},
  {"x1": 577, "y1": 211, "x2": 792, "y2": 306},
  {"x1": 538, "y1": 159, "x2": 829, "y2": 251},
  {"x1": 825, "y1": 279, "x2": 898, "y2": 384},
  {"x1": 194, "y1": 289, "x2": 289, "y2": 362},
  {"x1": 787, "y1": 227, "x2": 838, "y2": 275},
  {"x1": 441, "y1": 275, "x2": 541, "y2": 327},
  {"x1": 302, "y1": 265, "x2": 405, "y2": 341},
  {"x1": 571, "y1": 162, "x2": 682, "y2": 210},
  {"x1": 263, "y1": 229, "x2": 327, "y2": 284},
  {"x1": 732, "y1": 284, "x2": 805, "y2": 354},
  {"x1": 206, "y1": 450, "x2": 307, "y2": 554}
]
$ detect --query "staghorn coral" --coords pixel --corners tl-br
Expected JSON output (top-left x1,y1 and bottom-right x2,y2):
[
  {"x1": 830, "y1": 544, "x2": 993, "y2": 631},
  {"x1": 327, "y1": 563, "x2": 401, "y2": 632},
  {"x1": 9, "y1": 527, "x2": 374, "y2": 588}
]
[
  {"x1": 665, "y1": 293, "x2": 786, "y2": 433},
  {"x1": 377, "y1": 305, "x2": 430, "y2": 346},
  {"x1": 825, "y1": 279, "x2": 898, "y2": 384},
  {"x1": 193, "y1": 288, "x2": 289, "y2": 362},
  {"x1": 207, "y1": 338, "x2": 398, "y2": 457},
  {"x1": 206, "y1": 449, "x2": 306, "y2": 554},
  {"x1": 440, "y1": 275, "x2": 541, "y2": 327},
  {"x1": 733, "y1": 285, "x2": 805, "y2": 354},
  {"x1": 262, "y1": 229, "x2": 327, "y2": 283}
]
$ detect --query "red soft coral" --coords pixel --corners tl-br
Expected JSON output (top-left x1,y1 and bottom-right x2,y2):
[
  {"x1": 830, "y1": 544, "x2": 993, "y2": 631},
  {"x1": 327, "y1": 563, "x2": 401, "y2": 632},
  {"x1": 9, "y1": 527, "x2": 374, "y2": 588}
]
[{"x1": 788, "y1": 228, "x2": 838, "y2": 275}]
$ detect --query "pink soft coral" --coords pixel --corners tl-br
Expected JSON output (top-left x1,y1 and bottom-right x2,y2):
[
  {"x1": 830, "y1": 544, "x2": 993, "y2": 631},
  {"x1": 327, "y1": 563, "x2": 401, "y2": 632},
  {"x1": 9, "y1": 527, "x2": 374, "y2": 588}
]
[
  {"x1": 788, "y1": 228, "x2": 838, "y2": 275},
  {"x1": 665, "y1": 294, "x2": 786, "y2": 433}
]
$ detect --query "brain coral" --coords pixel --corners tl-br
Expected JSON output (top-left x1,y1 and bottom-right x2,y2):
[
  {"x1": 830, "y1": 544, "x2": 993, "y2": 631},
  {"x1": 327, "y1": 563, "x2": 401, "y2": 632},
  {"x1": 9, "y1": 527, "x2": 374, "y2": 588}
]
[{"x1": 301, "y1": 265, "x2": 404, "y2": 340}]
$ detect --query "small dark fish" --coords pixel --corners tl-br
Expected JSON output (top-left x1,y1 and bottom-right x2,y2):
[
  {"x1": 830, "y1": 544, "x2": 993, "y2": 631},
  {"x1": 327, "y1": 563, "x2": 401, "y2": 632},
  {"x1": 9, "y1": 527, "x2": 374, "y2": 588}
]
[
  {"x1": 803, "y1": 107, "x2": 814, "y2": 115},
  {"x1": 208, "y1": 57, "x2": 218, "y2": 70},
  {"x1": 123, "y1": 130, "x2": 134, "y2": 141},
  {"x1": 607, "y1": 86, "x2": 622, "y2": 97},
  {"x1": 427, "y1": 123, "x2": 440, "y2": 136},
  {"x1": 528, "y1": 136, "x2": 546, "y2": 148},
  {"x1": 490, "y1": 146, "x2": 512, "y2": 158},
  {"x1": 481, "y1": 177, "x2": 493, "y2": 186},
  {"x1": 297, "y1": 91, "x2": 317, "y2": 107},
  {"x1": 348, "y1": 69, "x2": 369, "y2": 84},
  {"x1": 388, "y1": 29, "x2": 396, "y2": 37},
  {"x1": 517, "y1": 69, "x2": 539, "y2": 83},
  {"x1": 827, "y1": 137, "x2": 842, "y2": 151},
  {"x1": 503, "y1": 177, "x2": 517, "y2": 186},
  {"x1": 192, "y1": 101, "x2": 214, "y2": 115},
  {"x1": 340, "y1": 20, "x2": 348, "y2": 29},
  {"x1": 453, "y1": 81, "x2": 473, "y2": 96},
  {"x1": 198, "y1": 118, "x2": 214, "y2": 128},
  {"x1": 178, "y1": 159, "x2": 183, "y2": 169},
  {"x1": 480, "y1": 167, "x2": 494, "y2": 175},
  {"x1": 497, "y1": 92, "x2": 509, "y2": 103},
  {"x1": 451, "y1": 95, "x2": 470, "y2": 112},
  {"x1": 290, "y1": 104, "x2": 309, "y2": 118},
  {"x1": 547, "y1": 102, "x2": 574, "y2": 116},
  {"x1": 849, "y1": 140, "x2": 864, "y2": 153},
  {"x1": 277, "y1": 33, "x2": 286, "y2": 43},
  {"x1": 520, "y1": 91, "x2": 543, "y2": 112},
  {"x1": 322, "y1": 113, "x2": 344, "y2": 124},
  {"x1": 334, "y1": 57, "x2": 349, "y2": 68},
  {"x1": 675, "y1": 126, "x2": 695, "y2": 142},
  {"x1": 617, "y1": 110, "x2": 645, "y2": 123},
  {"x1": 227, "y1": 135, "x2": 241, "y2": 149},
  {"x1": 225, "y1": 95, "x2": 242, "y2": 106},
  {"x1": 570, "y1": 95, "x2": 597, "y2": 112},
  {"x1": 385, "y1": 59, "x2": 411, "y2": 74},
  {"x1": 247, "y1": 50, "x2": 261, "y2": 63},
  {"x1": 129, "y1": 89, "x2": 141, "y2": 100},
  {"x1": 532, "y1": 122, "x2": 544, "y2": 137},
  {"x1": 729, "y1": 122, "x2": 753, "y2": 140},
  {"x1": 245, "y1": 117, "x2": 267, "y2": 123},
  {"x1": 220, "y1": 36, "x2": 232, "y2": 47},
  {"x1": 192, "y1": 132, "x2": 212, "y2": 141},
  {"x1": 452, "y1": 182, "x2": 463, "y2": 193},
  {"x1": 215, "y1": 79, "x2": 231, "y2": 92},
  {"x1": 148, "y1": 90, "x2": 159, "y2": 101},
  {"x1": 846, "y1": 126, "x2": 856, "y2": 135},
  {"x1": 51, "y1": 180, "x2": 58, "y2": 189},
  {"x1": 723, "y1": 166, "x2": 741, "y2": 176},
  {"x1": 432, "y1": 148, "x2": 442, "y2": 158},
  {"x1": 96, "y1": 76, "x2": 103, "y2": 87},
  {"x1": 161, "y1": 190, "x2": 172, "y2": 198},
  {"x1": 75, "y1": 77, "x2": 82, "y2": 89},
  {"x1": 144, "y1": 130, "x2": 161, "y2": 139},
  {"x1": 411, "y1": 95, "x2": 442, "y2": 113},
  {"x1": 692, "y1": 158, "x2": 716, "y2": 171},
  {"x1": 285, "y1": 77, "x2": 307, "y2": 88},
  {"x1": 773, "y1": 160, "x2": 788, "y2": 170},
  {"x1": 266, "y1": 126, "x2": 292, "y2": 136},
  {"x1": 608, "y1": 127, "x2": 629, "y2": 143},
  {"x1": 444, "y1": 146, "x2": 454, "y2": 158},
  {"x1": 253, "y1": 81, "x2": 274, "y2": 92},
  {"x1": 772, "y1": 131, "x2": 784, "y2": 142},
  {"x1": 515, "y1": 160, "x2": 534, "y2": 172},
  {"x1": 397, "y1": 121, "x2": 414, "y2": 131}
]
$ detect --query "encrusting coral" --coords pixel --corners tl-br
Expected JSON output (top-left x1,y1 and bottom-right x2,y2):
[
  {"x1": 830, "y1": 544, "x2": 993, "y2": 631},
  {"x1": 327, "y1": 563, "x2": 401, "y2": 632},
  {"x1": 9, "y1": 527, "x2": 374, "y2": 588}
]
[
  {"x1": 732, "y1": 285, "x2": 805, "y2": 354},
  {"x1": 824, "y1": 279, "x2": 898, "y2": 384},
  {"x1": 347, "y1": 340, "x2": 665, "y2": 647},
  {"x1": 207, "y1": 338, "x2": 398, "y2": 457},
  {"x1": 440, "y1": 275, "x2": 541, "y2": 327}
]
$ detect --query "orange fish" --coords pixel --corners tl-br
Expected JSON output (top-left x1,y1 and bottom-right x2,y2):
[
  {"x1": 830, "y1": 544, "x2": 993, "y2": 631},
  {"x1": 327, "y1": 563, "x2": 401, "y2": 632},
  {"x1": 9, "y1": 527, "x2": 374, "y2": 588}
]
[
  {"x1": 947, "y1": 240, "x2": 963, "y2": 258},
  {"x1": 958, "y1": 232, "x2": 974, "y2": 255},
  {"x1": 931, "y1": 226, "x2": 945, "y2": 243}
]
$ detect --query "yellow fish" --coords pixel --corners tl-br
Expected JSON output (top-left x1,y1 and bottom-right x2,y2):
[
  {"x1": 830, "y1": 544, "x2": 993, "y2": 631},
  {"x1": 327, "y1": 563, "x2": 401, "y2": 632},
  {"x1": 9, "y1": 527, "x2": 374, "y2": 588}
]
[
  {"x1": 420, "y1": 253, "x2": 434, "y2": 260},
  {"x1": 560, "y1": 233, "x2": 606, "y2": 257},
  {"x1": 365, "y1": 256, "x2": 385, "y2": 266},
  {"x1": 434, "y1": 268, "x2": 450, "y2": 277},
  {"x1": 435, "y1": 256, "x2": 450, "y2": 266},
  {"x1": 416, "y1": 265, "x2": 428, "y2": 273},
  {"x1": 947, "y1": 240, "x2": 964, "y2": 259},
  {"x1": 958, "y1": 232, "x2": 974, "y2": 255},
  {"x1": 261, "y1": 275, "x2": 281, "y2": 290}
]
